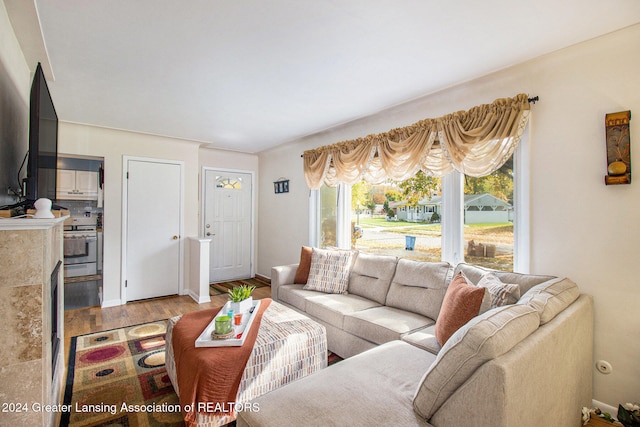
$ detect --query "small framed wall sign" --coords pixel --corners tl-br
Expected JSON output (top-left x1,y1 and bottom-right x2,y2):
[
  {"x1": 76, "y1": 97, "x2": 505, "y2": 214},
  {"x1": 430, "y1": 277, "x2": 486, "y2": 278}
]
[
  {"x1": 274, "y1": 178, "x2": 290, "y2": 194},
  {"x1": 605, "y1": 110, "x2": 631, "y2": 185}
]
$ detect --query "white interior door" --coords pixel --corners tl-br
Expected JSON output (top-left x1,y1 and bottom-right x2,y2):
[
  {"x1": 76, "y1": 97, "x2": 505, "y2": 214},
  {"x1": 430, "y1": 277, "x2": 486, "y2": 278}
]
[
  {"x1": 204, "y1": 169, "x2": 253, "y2": 282},
  {"x1": 124, "y1": 158, "x2": 182, "y2": 301}
]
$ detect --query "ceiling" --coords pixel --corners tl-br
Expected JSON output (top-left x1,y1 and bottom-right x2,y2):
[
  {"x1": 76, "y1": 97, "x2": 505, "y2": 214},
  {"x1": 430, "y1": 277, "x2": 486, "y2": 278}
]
[{"x1": 7, "y1": 1, "x2": 640, "y2": 153}]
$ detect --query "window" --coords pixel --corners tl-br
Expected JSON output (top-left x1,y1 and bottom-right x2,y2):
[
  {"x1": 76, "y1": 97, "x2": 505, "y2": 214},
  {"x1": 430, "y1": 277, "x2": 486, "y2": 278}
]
[
  {"x1": 216, "y1": 176, "x2": 242, "y2": 189},
  {"x1": 319, "y1": 185, "x2": 337, "y2": 248},
  {"x1": 310, "y1": 134, "x2": 529, "y2": 272},
  {"x1": 463, "y1": 156, "x2": 514, "y2": 271}
]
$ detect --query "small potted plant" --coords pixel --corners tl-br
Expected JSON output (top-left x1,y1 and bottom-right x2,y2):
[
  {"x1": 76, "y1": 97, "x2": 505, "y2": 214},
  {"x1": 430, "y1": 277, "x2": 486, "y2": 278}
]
[{"x1": 228, "y1": 284, "x2": 256, "y2": 314}]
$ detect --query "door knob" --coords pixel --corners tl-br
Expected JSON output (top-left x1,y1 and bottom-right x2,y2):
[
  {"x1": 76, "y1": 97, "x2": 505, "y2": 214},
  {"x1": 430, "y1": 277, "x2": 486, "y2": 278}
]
[
  {"x1": 206, "y1": 232, "x2": 214, "y2": 236},
  {"x1": 172, "y1": 235, "x2": 179, "y2": 240}
]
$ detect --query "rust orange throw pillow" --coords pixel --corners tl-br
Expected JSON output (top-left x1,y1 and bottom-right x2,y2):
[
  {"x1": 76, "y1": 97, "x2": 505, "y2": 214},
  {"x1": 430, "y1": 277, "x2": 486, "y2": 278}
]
[
  {"x1": 435, "y1": 273, "x2": 485, "y2": 346},
  {"x1": 294, "y1": 246, "x2": 313, "y2": 284}
]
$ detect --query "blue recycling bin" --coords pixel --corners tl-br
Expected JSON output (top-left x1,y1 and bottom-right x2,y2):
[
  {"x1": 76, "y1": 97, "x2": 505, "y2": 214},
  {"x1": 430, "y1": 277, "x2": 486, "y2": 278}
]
[{"x1": 405, "y1": 235, "x2": 416, "y2": 251}]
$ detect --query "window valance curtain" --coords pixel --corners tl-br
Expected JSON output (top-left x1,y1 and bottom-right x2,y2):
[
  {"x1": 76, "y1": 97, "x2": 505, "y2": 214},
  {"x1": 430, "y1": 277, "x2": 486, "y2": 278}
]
[{"x1": 303, "y1": 93, "x2": 531, "y2": 189}]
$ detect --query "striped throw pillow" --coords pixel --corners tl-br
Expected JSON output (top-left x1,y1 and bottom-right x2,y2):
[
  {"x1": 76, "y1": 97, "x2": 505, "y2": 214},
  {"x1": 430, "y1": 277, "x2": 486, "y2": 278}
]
[
  {"x1": 477, "y1": 272, "x2": 521, "y2": 309},
  {"x1": 304, "y1": 248, "x2": 355, "y2": 294}
]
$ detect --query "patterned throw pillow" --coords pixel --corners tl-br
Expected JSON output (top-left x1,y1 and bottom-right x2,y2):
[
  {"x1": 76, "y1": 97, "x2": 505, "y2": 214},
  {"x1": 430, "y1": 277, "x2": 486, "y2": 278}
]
[
  {"x1": 476, "y1": 272, "x2": 521, "y2": 309},
  {"x1": 303, "y1": 248, "x2": 355, "y2": 294}
]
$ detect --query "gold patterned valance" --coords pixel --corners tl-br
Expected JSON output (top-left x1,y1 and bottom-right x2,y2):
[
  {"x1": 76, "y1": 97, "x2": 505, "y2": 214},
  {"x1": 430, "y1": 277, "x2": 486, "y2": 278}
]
[{"x1": 303, "y1": 94, "x2": 531, "y2": 189}]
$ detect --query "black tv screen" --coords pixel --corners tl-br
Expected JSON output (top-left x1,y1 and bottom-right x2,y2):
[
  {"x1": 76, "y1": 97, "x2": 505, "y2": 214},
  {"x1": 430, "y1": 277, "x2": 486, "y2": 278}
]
[{"x1": 24, "y1": 62, "x2": 58, "y2": 202}]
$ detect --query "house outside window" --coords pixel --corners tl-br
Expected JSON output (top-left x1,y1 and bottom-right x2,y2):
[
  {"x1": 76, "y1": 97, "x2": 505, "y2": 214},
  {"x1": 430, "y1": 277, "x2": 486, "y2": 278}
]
[
  {"x1": 462, "y1": 158, "x2": 515, "y2": 271},
  {"x1": 310, "y1": 135, "x2": 530, "y2": 272}
]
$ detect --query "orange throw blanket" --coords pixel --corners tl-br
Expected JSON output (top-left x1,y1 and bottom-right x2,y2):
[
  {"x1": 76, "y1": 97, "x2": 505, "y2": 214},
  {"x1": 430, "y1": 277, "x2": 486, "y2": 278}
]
[{"x1": 172, "y1": 298, "x2": 272, "y2": 426}]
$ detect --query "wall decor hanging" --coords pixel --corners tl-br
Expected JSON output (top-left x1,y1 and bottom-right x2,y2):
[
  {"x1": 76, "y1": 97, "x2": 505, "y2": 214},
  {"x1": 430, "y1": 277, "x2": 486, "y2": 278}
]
[
  {"x1": 273, "y1": 178, "x2": 289, "y2": 194},
  {"x1": 604, "y1": 110, "x2": 631, "y2": 185}
]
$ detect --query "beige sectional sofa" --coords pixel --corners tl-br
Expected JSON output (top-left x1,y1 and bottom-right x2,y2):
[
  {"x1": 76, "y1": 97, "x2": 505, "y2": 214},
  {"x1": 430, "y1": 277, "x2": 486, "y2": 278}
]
[{"x1": 237, "y1": 252, "x2": 593, "y2": 427}]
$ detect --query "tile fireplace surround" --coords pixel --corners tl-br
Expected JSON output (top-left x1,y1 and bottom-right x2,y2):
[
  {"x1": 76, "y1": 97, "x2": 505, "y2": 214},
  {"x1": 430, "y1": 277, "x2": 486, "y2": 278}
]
[{"x1": 0, "y1": 216, "x2": 66, "y2": 427}]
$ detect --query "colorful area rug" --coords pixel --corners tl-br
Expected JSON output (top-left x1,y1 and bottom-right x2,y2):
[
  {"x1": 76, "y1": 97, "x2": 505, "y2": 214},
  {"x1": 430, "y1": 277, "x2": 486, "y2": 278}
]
[
  {"x1": 61, "y1": 316, "x2": 342, "y2": 427},
  {"x1": 209, "y1": 277, "x2": 270, "y2": 296},
  {"x1": 60, "y1": 320, "x2": 183, "y2": 426}
]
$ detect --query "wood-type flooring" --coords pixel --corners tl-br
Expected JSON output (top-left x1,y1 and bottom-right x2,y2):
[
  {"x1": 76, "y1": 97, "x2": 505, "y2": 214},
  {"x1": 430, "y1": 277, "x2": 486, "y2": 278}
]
[{"x1": 63, "y1": 281, "x2": 272, "y2": 367}]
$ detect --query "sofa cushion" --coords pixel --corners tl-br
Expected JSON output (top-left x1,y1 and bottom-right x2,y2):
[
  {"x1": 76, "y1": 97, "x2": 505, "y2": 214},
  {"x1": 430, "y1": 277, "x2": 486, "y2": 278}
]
[
  {"x1": 413, "y1": 304, "x2": 540, "y2": 420},
  {"x1": 238, "y1": 341, "x2": 435, "y2": 427},
  {"x1": 454, "y1": 263, "x2": 555, "y2": 295},
  {"x1": 385, "y1": 259, "x2": 453, "y2": 319},
  {"x1": 518, "y1": 277, "x2": 579, "y2": 324},
  {"x1": 343, "y1": 306, "x2": 434, "y2": 345},
  {"x1": 277, "y1": 284, "x2": 325, "y2": 312},
  {"x1": 294, "y1": 246, "x2": 313, "y2": 284},
  {"x1": 476, "y1": 272, "x2": 521, "y2": 309},
  {"x1": 401, "y1": 324, "x2": 441, "y2": 355},
  {"x1": 348, "y1": 253, "x2": 398, "y2": 304},
  {"x1": 304, "y1": 248, "x2": 355, "y2": 294},
  {"x1": 434, "y1": 273, "x2": 485, "y2": 346},
  {"x1": 305, "y1": 294, "x2": 380, "y2": 329}
]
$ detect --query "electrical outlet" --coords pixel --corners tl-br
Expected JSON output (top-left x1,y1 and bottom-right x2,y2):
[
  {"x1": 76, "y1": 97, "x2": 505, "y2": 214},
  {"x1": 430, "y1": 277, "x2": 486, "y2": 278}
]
[{"x1": 596, "y1": 360, "x2": 613, "y2": 374}]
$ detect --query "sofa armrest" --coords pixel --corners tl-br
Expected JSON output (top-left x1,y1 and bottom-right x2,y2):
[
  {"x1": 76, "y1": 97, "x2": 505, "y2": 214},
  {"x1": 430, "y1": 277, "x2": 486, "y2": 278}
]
[
  {"x1": 429, "y1": 294, "x2": 593, "y2": 427},
  {"x1": 271, "y1": 264, "x2": 299, "y2": 301}
]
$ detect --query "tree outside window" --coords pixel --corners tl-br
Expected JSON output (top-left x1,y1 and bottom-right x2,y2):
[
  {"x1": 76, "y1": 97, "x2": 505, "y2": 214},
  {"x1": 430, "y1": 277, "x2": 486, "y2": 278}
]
[{"x1": 346, "y1": 155, "x2": 515, "y2": 271}]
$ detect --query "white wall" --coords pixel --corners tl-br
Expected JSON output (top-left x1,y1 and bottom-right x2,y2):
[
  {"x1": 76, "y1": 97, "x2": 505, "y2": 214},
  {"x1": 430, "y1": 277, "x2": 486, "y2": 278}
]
[
  {"x1": 199, "y1": 147, "x2": 259, "y2": 172},
  {"x1": 258, "y1": 143, "x2": 311, "y2": 277},
  {"x1": 258, "y1": 23, "x2": 640, "y2": 408},
  {"x1": 0, "y1": 1, "x2": 30, "y2": 206},
  {"x1": 0, "y1": 1, "x2": 29, "y2": 100},
  {"x1": 58, "y1": 122, "x2": 201, "y2": 306}
]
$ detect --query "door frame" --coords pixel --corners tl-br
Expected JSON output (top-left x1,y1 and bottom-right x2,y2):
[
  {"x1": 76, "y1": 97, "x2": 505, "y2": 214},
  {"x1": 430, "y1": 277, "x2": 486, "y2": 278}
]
[
  {"x1": 201, "y1": 167, "x2": 256, "y2": 280},
  {"x1": 121, "y1": 156, "x2": 185, "y2": 303}
]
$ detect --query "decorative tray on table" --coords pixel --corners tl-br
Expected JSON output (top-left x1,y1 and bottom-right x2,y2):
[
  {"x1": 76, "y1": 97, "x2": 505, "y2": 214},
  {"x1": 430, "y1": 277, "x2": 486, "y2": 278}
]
[{"x1": 195, "y1": 300, "x2": 261, "y2": 347}]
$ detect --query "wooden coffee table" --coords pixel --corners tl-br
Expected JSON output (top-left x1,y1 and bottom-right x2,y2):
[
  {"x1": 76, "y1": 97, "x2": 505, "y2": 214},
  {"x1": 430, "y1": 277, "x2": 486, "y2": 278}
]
[{"x1": 165, "y1": 300, "x2": 327, "y2": 426}]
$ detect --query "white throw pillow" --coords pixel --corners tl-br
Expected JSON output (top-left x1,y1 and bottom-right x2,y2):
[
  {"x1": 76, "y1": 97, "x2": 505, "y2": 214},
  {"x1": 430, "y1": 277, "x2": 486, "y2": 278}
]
[
  {"x1": 460, "y1": 271, "x2": 491, "y2": 314},
  {"x1": 303, "y1": 248, "x2": 355, "y2": 294}
]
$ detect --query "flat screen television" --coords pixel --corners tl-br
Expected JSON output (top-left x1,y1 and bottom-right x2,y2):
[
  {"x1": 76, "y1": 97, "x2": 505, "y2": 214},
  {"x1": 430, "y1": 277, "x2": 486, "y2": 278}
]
[{"x1": 22, "y1": 62, "x2": 59, "y2": 205}]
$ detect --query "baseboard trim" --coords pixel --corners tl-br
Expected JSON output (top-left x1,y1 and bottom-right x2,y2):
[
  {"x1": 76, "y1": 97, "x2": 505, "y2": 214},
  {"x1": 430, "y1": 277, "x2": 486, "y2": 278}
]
[
  {"x1": 188, "y1": 290, "x2": 211, "y2": 304},
  {"x1": 255, "y1": 273, "x2": 271, "y2": 284},
  {"x1": 101, "y1": 298, "x2": 122, "y2": 308}
]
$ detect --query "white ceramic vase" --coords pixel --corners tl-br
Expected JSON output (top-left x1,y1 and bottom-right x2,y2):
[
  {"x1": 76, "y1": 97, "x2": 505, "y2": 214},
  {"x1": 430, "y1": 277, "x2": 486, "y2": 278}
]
[{"x1": 229, "y1": 296, "x2": 253, "y2": 314}]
